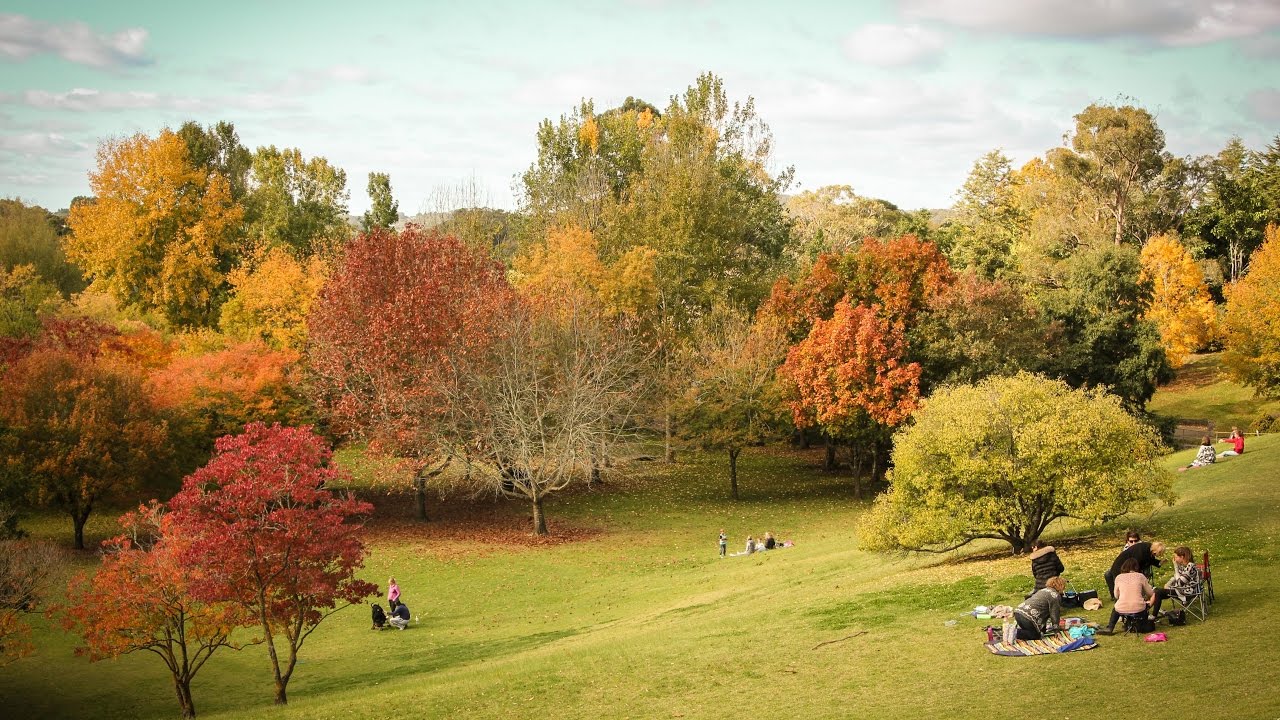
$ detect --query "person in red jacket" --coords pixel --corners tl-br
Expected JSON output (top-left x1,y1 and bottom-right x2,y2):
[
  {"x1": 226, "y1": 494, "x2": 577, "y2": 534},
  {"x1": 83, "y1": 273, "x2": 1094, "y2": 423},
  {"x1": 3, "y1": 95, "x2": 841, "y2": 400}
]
[{"x1": 1219, "y1": 427, "x2": 1245, "y2": 457}]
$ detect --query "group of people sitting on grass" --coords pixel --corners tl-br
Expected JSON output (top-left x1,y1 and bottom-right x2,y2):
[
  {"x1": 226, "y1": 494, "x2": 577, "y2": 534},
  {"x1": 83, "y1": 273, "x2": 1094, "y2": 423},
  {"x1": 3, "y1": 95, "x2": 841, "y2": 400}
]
[
  {"x1": 1180, "y1": 426, "x2": 1246, "y2": 472},
  {"x1": 371, "y1": 577, "x2": 412, "y2": 631},
  {"x1": 721, "y1": 530, "x2": 791, "y2": 557},
  {"x1": 1010, "y1": 531, "x2": 1202, "y2": 640}
]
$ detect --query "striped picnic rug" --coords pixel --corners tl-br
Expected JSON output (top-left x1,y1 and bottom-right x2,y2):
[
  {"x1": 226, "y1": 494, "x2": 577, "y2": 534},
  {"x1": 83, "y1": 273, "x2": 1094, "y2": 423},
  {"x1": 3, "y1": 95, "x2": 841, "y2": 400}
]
[{"x1": 985, "y1": 632, "x2": 1098, "y2": 656}]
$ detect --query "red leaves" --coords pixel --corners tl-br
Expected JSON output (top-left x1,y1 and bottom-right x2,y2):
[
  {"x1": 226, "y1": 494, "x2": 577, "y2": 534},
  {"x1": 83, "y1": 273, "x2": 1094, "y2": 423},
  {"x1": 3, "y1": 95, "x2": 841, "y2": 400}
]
[{"x1": 308, "y1": 226, "x2": 516, "y2": 456}]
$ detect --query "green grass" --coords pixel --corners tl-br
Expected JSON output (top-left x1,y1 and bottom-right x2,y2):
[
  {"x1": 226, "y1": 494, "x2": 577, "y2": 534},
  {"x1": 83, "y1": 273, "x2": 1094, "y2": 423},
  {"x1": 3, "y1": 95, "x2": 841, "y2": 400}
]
[
  {"x1": 1149, "y1": 352, "x2": 1280, "y2": 432},
  {"x1": 4, "y1": 439, "x2": 1280, "y2": 719}
]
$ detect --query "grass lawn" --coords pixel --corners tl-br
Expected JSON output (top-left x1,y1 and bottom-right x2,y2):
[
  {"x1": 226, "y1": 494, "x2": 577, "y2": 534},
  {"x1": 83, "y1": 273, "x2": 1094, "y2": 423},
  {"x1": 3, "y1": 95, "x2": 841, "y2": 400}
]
[
  {"x1": 1149, "y1": 352, "x2": 1280, "y2": 432},
  {"x1": 3, "y1": 437, "x2": 1280, "y2": 719}
]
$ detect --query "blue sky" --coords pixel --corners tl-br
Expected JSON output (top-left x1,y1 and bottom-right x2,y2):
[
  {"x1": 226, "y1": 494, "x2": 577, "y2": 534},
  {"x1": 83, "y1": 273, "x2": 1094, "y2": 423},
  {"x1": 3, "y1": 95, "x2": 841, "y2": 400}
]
[{"x1": 2, "y1": 0, "x2": 1278, "y2": 213}]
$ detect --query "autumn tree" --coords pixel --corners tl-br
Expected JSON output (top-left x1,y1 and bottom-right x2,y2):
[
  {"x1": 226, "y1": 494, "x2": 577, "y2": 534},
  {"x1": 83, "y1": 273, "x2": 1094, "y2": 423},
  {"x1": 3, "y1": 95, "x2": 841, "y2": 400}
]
[
  {"x1": 66, "y1": 130, "x2": 245, "y2": 327},
  {"x1": 65, "y1": 504, "x2": 254, "y2": 719},
  {"x1": 1139, "y1": 233, "x2": 1217, "y2": 367},
  {"x1": 219, "y1": 245, "x2": 329, "y2": 350},
  {"x1": 786, "y1": 185, "x2": 928, "y2": 266},
  {"x1": 1224, "y1": 224, "x2": 1280, "y2": 395},
  {"x1": 778, "y1": 299, "x2": 921, "y2": 494},
  {"x1": 308, "y1": 227, "x2": 515, "y2": 519},
  {"x1": 0, "y1": 265, "x2": 61, "y2": 339},
  {"x1": 245, "y1": 146, "x2": 350, "y2": 256},
  {"x1": 0, "y1": 538, "x2": 60, "y2": 665},
  {"x1": 0, "y1": 342, "x2": 171, "y2": 548},
  {"x1": 436, "y1": 302, "x2": 645, "y2": 535},
  {"x1": 361, "y1": 172, "x2": 399, "y2": 231},
  {"x1": 676, "y1": 309, "x2": 787, "y2": 499},
  {"x1": 147, "y1": 338, "x2": 313, "y2": 469},
  {"x1": 178, "y1": 121, "x2": 252, "y2": 204},
  {"x1": 863, "y1": 373, "x2": 1175, "y2": 554},
  {"x1": 167, "y1": 423, "x2": 376, "y2": 706}
]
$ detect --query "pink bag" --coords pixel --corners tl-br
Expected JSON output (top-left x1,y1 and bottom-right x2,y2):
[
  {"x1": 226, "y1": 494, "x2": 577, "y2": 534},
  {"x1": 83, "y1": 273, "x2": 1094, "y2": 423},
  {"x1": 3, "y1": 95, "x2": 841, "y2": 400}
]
[{"x1": 1144, "y1": 632, "x2": 1168, "y2": 642}]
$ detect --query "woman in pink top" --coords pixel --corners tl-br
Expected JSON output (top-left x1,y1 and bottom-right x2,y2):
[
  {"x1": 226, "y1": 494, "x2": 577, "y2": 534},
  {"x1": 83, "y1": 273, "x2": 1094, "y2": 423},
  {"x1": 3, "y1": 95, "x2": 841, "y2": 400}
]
[
  {"x1": 1100, "y1": 558, "x2": 1153, "y2": 634},
  {"x1": 388, "y1": 578, "x2": 400, "y2": 606}
]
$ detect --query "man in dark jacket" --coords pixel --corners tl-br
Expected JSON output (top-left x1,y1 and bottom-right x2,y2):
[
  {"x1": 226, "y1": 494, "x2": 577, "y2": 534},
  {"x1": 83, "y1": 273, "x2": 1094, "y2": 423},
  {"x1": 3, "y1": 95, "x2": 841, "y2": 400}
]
[
  {"x1": 388, "y1": 599, "x2": 411, "y2": 630},
  {"x1": 1029, "y1": 541, "x2": 1065, "y2": 591},
  {"x1": 1104, "y1": 541, "x2": 1164, "y2": 599}
]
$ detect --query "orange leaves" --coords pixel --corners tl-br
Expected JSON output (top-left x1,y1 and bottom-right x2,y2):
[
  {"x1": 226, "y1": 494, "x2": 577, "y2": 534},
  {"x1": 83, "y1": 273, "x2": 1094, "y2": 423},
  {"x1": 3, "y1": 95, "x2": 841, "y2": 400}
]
[
  {"x1": 220, "y1": 245, "x2": 330, "y2": 350},
  {"x1": 1139, "y1": 233, "x2": 1217, "y2": 367},
  {"x1": 512, "y1": 225, "x2": 658, "y2": 322},
  {"x1": 1224, "y1": 223, "x2": 1280, "y2": 393},
  {"x1": 779, "y1": 300, "x2": 920, "y2": 434}
]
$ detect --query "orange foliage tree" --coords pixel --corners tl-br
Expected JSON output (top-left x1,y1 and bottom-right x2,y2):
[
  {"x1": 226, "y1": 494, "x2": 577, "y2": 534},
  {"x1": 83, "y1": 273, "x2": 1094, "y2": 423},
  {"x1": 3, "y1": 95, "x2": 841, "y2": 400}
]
[
  {"x1": 0, "y1": 320, "x2": 171, "y2": 548},
  {"x1": 1139, "y1": 233, "x2": 1217, "y2": 367},
  {"x1": 64, "y1": 503, "x2": 254, "y2": 719},
  {"x1": 66, "y1": 130, "x2": 245, "y2": 328}
]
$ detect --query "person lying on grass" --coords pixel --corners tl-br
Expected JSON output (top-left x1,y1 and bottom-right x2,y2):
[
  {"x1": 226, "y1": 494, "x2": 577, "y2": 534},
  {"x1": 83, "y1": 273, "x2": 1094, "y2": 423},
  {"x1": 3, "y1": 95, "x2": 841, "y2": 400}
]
[
  {"x1": 1178, "y1": 436, "x2": 1216, "y2": 472},
  {"x1": 1150, "y1": 546, "x2": 1202, "y2": 619},
  {"x1": 1099, "y1": 558, "x2": 1153, "y2": 635},
  {"x1": 1029, "y1": 540, "x2": 1065, "y2": 592},
  {"x1": 1013, "y1": 576, "x2": 1066, "y2": 640},
  {"x1": 1219, "y1": 427, "x2": 1245, "y2": 457}
]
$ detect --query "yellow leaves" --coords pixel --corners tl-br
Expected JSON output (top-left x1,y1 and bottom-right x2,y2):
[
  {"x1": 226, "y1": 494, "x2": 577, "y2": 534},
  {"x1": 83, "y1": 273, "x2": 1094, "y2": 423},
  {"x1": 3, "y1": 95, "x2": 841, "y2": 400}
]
[
  {"x1": 636, "y1": 108, "x2": 654, "y2": 130},
  {"x1": 578, "y1": 117, "x2": 601, "y2": 154},
  {"x1": 1139, "y1": 233, "x2": 1217, "y2": 368},
  {"x1": 512, "y1": 225, "x2": 658, "y2": 322},
  {"x1": 220, "y1": 246, "x2": 330, "y2": 351},
  {"x1": 1224, "y1": 223, "x2": 1280, "y2": 393},
  {"x1": 66, "y1": 129, "x2": 246, "y2": 327}
]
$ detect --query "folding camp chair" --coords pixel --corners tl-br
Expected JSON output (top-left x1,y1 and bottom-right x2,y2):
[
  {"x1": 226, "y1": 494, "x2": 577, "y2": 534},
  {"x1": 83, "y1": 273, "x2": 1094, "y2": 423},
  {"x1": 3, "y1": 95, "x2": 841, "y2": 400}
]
[
  {"x1": 1171, "y1": 569, "x2": 1209, "y2": 622},
  {"x1": 1198, "y1": 551, "x2": 1215, "y2": 604}
]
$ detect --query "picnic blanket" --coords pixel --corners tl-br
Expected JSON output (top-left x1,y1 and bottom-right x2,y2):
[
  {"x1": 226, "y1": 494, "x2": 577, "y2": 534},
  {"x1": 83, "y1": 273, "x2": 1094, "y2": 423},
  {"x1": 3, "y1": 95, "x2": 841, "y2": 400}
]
[{"x1": 985, "y1": 632, "x2": 1098, "y2": 656}]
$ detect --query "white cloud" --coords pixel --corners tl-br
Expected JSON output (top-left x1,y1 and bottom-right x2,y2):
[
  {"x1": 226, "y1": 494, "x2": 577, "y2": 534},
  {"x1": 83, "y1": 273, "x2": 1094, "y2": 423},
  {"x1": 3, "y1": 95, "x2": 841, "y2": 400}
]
[
  {"x1": 4, "y1": 87, "x2": 304, "y2": 114},
  {"x1": 900, "y1": 0, "x2": 1280, "y2": 46},
  {"x1": 0, "y1": 13, "x2": 150, "y2": 68},
  {"x1": 843, "y1": 23, "x2": 945, "y2": 66},
  {"x1": 0, "y1": 132, "x2": 88, "y2": 157}
]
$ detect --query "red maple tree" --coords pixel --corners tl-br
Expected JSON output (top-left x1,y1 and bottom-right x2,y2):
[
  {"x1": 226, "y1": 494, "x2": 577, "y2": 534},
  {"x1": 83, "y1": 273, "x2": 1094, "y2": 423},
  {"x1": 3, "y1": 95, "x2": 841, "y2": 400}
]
[
  {"x1": 308, "y1": 226, "x2": 516, "y2": 517},
  {"x1": 167, "y1": 423, "x2": 376, "y2": 706},
  {"x1": 64, "y1": 502, "x2": 255, "y2": 719}
]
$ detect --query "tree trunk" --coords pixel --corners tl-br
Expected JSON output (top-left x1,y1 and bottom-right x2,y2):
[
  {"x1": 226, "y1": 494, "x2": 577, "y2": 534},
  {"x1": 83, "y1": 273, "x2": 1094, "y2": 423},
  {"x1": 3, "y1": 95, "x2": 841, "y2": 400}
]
[
  {"x1": 261, "y1": 631, "x2": 288, "y2": 705},
  {"x1": 532, "y1": 495, "x2": 548, "y2": 536},
  {"x1": 414, "y1": 472, "x2": 429, "y2": 522},
  {"x1": 590, "y1": 456, "x2": 602, "y2": 486},
  {"x1": 849, "y1": 445, "x2": 862, "y2": 500},
  {"x1": 664, "y1": 411, "x2": 676, "y2": 463},
  {"x1": 797, "y1": 430, "x2": 810, "y2": 450},
  {"x1": 823, "y1": 439, "x2": 836, "y2": 472},
  {"x1": 728, "y1": 448, "x2": 740, "y2": 501},
  {"x1": 72, "y1": 511, "x2": 89, "y2": 550},
  {"x1": 174, "y1": 677, "x2": 196, "y2": 719}
]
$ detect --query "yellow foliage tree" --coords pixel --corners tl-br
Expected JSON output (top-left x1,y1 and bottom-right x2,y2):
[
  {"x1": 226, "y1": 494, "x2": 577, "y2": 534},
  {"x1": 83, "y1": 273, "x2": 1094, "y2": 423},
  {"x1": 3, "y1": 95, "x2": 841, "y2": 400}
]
[
  {"x1": 512, "y1": 225, "x2": 657, "y2": 321},
  {"x1": 219, "y1": 246, "x2": 329, "y2": 351},
  {"x1": 1224, "y1": 224, "x2": 1280, "y2": 395},
  {"x1": 1139, "y1": 233, "x2": 1217, "y2": 368},
  {"x1": 67, "y1": 130, "x2": 244, "y2": 328}
]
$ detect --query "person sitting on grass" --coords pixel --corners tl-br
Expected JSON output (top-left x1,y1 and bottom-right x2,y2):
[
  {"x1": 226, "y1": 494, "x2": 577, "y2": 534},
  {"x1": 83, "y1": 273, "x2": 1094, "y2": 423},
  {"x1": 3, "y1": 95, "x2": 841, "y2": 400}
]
[
  {"x1": 1099, "y1": 558, "x2": 1153, "y2": 635},
  {"x1": 1218, "y1": 427, "x2": 1245, "y2": 458},
  {"x1": 1150, "y1": 546, "x2": 1202, "y2": 619},
  {"x1": 744, "y1": 536, "x2": 755, "y2": 555},
  {"x1": 1178, "y1": 436, "x2": 1216, "y2": 472},
  {"x1": 1013, "y1": 576, "x2": 1066, "y2": 640},
  {"x1": 764, "y1": 532, "x2": 777, "y2": 550},
  {"x1": 388, "y1": 599, "x2": 411, "y2": 630},
  {"x1": 1029, "y1": 540, "x2": 1065, "y2": 592}
]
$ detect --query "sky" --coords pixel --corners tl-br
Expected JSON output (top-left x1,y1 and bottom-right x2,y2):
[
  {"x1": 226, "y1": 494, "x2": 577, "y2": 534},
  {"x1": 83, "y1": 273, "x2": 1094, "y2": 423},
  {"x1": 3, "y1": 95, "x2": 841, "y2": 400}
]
[{"x1": 2, "y1": 0, "x2": 1279, "y2": 214}]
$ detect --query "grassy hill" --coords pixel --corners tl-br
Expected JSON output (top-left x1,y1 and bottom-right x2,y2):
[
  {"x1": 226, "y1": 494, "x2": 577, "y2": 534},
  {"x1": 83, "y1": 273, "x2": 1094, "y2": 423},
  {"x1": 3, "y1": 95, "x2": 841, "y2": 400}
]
[
  {"x1": 1149, "y1": 353, "x2": 1280, "y2": 432},
  {"x1": 4, "y1": 432, "x2": 1280, "y2": 719}
]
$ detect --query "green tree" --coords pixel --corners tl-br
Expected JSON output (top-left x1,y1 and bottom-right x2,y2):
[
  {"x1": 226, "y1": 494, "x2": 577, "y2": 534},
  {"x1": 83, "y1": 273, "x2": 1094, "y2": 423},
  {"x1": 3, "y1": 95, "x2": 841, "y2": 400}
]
[
  {"x1": 863, "y1": 373, "x2": 1175, "y2": 555},
  {"x1": 0, "y1": 199, "x2": 84, "y2": 295},
  {"x1": 786, "y1": 185, "x2": 927, "y2": 267},
  {"x1": 0, "y1": 265, "x2": 60, "y2": 339},
  {"x1": 676, "y1": 309, "x2": 787, "y2": 499},
  {"x1": 361, "y1": 172, "x2": 399, "y2": 232},
  {"x1": 946, "y1": 150, "x2": 1025, "y2": 278},
  {"x1": 178, "y1": 121, "x2": 252, "y2": 203},
  {"x1": 245, "y1": 146, "x2": 350, "y2": 256}
]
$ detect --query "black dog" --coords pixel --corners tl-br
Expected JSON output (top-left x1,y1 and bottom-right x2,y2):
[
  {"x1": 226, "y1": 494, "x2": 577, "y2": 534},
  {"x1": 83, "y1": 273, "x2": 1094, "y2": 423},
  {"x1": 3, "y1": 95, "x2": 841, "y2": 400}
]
[{"x1": 371, "y1": 603, "x2": 387, "y2": 630}]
